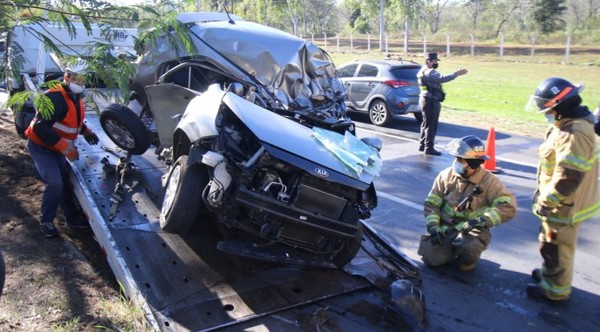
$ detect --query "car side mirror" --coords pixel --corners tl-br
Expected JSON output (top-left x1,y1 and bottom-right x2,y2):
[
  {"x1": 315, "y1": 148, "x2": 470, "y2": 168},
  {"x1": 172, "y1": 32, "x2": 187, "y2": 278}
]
[{"x1": 361, "y1": 137, "x2": 382, "y2": 151}]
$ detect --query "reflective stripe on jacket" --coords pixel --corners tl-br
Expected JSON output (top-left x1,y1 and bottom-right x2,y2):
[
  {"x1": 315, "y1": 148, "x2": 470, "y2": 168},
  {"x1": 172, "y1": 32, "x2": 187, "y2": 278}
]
[
  {"x1": 534, "y1": 117, "x2": 600, "y2": 224},
  {"x1": 416, "y1": 65, "x2": 458, "y2": 101},
  {"x1": 424, "y1": 166, "x2": 517, "y2": 228},
  {"x1": 25, "y1": 86, "x2": 85, "y2": 151}
]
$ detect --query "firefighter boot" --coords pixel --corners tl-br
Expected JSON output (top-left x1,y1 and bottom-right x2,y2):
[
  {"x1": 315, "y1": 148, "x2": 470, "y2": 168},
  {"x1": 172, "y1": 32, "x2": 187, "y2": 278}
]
[{"x1": 526, "y1": 283, "x2": 569, "y2": 302}]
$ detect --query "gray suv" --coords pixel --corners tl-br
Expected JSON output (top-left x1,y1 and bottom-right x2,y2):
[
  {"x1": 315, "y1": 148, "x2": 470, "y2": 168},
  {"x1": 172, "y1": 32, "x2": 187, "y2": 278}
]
[{"x1": 337, "y1": 59, "x2": 422, "y2": 126}]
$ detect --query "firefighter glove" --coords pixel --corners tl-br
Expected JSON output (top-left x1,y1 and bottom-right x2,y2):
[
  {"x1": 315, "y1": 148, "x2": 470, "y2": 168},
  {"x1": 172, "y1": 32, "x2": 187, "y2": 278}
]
[
  {"x1": 54, "y1": 139, "x2": 79, "y2": 161},
  {"x1": 462, "y1": 216, "x2": 490, "y2": 233},
  {"x1": 427, "y1": 223, "x2": 445, "y2": 246},
  {"x1": 82, "y1": 128, "x2": 99, "y2": 145}
]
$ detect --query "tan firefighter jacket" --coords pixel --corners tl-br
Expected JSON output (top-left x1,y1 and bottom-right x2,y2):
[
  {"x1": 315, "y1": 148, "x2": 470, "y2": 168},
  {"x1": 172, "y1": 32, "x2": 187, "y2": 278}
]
[
  {"x1": 424, "y1": 167, "x2": 517, "y2": 230},
  {"x1": 534, "y1": 116, "x2": 600, "y2": 224}
]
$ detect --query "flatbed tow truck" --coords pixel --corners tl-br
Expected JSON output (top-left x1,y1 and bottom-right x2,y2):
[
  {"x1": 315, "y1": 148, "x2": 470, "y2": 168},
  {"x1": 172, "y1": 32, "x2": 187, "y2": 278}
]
[{"x1": 69, "y1": 111, "x2": 425, "y2": 331}]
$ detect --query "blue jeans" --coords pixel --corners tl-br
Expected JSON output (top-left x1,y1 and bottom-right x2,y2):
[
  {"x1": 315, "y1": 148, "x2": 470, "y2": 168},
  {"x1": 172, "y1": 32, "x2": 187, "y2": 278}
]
[{"x1": 26, "y1": 140, "x2": 77, "y2": 225}]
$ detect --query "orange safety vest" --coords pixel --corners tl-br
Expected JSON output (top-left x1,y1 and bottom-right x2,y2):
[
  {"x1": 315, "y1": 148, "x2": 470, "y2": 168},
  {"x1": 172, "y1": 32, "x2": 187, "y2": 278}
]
[{"x1": 25, "y1": 86, "x2": 85, "y2": 151}]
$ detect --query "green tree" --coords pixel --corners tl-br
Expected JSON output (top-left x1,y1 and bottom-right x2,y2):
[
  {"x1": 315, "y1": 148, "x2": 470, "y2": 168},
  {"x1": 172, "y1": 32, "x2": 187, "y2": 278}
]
[
  {"x1": 533, "y1": 0, "x2": 566, "y2": 33},
  {"x1": 0, "y1": 0, "x2": 195, "y2": 118}
]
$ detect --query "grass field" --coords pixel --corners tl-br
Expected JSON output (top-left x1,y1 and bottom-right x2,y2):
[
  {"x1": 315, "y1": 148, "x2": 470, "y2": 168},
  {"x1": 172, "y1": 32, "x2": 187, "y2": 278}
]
[{"x1": 327, "y1": 52, "x2": 600, "y2": 138}]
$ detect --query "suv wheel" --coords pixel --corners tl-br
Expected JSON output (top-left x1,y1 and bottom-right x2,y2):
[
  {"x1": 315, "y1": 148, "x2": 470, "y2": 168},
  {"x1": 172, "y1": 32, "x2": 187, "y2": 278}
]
[{"x1": 369, "y1": 100, "x2": 391, "y2": 126}]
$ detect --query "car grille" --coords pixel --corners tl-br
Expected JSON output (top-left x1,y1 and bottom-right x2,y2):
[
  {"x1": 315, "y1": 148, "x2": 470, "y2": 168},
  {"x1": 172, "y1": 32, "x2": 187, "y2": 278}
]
[{"x1": 294, "y1": 183, "x2": 347, "y2": 219}]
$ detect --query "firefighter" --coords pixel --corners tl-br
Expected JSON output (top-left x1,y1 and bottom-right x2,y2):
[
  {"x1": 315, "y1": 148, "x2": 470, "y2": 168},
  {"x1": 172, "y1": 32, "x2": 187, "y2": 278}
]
[
  {"x1": 526, "y1": 77, "x2": 600, "y2": 301},
  {"x1": 418, "y1": 135, "x2": 517, "y2": 271},
  {"x1": 25, "y1": 60, "x2": 99, "y2": 238}
]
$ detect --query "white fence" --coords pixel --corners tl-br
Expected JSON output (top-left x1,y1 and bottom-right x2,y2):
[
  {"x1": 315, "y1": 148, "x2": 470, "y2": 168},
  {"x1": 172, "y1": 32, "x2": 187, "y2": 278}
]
[{"x1": 301, "y1": 32, "x2": 589, "y2": 63}]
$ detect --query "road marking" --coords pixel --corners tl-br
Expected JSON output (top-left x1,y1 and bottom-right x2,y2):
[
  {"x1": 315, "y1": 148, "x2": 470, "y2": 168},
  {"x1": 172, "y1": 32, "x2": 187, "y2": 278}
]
[
  {"x1": 357, "y1": 127, "x2": 539, "y2": 168},
  {"x1": 378, "y1": 191, "x2": 423, "y2": 211}
]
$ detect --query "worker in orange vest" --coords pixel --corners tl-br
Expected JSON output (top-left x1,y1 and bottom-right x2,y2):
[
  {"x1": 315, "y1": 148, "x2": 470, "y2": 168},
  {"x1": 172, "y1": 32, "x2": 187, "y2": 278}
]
[{"x1": 25, "y1": 60, "x2": 99, "y2": 238}]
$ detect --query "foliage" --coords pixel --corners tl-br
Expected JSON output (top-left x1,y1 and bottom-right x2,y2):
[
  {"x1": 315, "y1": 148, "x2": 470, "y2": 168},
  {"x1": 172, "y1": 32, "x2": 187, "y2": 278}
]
[
  {"x1": 0, "y1": 0, "x2": 198, "y2": 117},
  {"x1": 533, "y1": 0, "x2": 567, "y2": 33}
]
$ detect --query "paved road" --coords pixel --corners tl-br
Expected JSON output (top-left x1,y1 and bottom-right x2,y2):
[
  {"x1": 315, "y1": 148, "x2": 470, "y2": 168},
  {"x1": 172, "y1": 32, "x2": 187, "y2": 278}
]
[
  {"x1": 3, "y1": 89, "x2": 597, "y2": 331},
  {"x1": 353, "y1": 113, "x2": 600, "y2": 332}
]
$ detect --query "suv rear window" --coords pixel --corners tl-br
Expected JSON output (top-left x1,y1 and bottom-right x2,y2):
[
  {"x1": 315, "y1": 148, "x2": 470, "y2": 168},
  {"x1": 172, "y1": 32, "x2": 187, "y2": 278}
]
[{"x1": 390, "y1": 67, "x2": 420, "y2": 80}]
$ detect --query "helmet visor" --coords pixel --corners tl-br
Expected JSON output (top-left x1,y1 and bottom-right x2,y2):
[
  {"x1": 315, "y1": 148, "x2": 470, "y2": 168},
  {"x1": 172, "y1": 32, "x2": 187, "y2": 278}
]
[{"x1": 525, "y1": 95, "x2": 554, "y2": 113}]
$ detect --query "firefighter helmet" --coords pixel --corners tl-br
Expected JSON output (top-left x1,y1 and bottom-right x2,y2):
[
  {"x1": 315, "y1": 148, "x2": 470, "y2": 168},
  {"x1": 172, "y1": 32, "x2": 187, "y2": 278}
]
[
  {"x1": 446, "y1": 135, "x2": 490, "y2": 160},
  {"x1": 530, "y1": 77, "x2": 584, "y2": 113}
]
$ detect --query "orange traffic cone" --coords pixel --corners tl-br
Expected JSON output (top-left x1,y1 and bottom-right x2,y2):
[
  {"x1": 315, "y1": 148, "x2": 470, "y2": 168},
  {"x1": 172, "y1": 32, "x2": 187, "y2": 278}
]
[{"x1": 483, "y1": 127, "x2": 500, "y2": 173}]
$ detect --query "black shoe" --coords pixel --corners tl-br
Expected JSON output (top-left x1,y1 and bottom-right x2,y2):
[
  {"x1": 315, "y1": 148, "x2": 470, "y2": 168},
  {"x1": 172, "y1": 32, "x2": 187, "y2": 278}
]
[
  {"x1": 531, "y1": 268, "x2": 541, "y2": 282},
  {"x1": 526, "y1": 283, "x2": 569, "y2": 302},
  {"x1": 418, "y1": 145, "x2": 424, "y2": 152},
  {"x1": 40, "y1": 223, "x2": 59, "y2": 238},
  {"x1": 65, "y1": 216, "x2": 90, "y2": 229},
  {"x1": 424, "y1": 149, "x2": 442, "y2": 156}
]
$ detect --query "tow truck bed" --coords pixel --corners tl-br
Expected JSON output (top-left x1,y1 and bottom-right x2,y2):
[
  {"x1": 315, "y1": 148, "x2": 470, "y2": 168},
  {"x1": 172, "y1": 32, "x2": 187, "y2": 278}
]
[{"x1": 69, "y1": 112, "x2": 422, "y2": 331}]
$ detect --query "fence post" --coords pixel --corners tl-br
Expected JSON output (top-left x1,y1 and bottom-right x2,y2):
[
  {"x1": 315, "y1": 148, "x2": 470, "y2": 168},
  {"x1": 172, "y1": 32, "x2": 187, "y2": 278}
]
[
  {"x1": 350, "y1": 33, "x2": 353, "y2": 53},
  {"x1": 469, "y1": 33, "x2": 475, "y2": 56},
  {"x1": 323, "y1": 32, "x2": 327, "y2": 48},
  {"x1": 530, "y1": 35, "x2": 536, "y2": 56},
  {"x1": 499, "y1": 31, "x2": 504, "y2": 59},
  {"x1": 403, "y1": 31, "x2": 408, "y2": 56},
  {"x1": 445, "y1": 32, "x2": 450, "y2": 57},
  {"x1": 336, "y1": 34, "x2": 340, "y2": 52},
  {"x1": 367, "y1": 33, "x2": 371, "y2": 52},
  {"x1": 565, "y1": 33, "x2": 571, "y2": 64},
  {"x1": 422, "y1": 33, "x2": 427, "y2": 55},
  {"x1": 385, "y1": 32, "x2": 388, "y2": 53},
  {"x1": 311, "y1": 33, "x2": 314, "y2": 43}
]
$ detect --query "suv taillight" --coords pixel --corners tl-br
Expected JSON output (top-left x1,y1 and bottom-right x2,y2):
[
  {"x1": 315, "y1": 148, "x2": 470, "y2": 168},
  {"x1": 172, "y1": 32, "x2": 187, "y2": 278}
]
[{"x1": 383, "y1": 80, "x2": 411, "y2": 88}]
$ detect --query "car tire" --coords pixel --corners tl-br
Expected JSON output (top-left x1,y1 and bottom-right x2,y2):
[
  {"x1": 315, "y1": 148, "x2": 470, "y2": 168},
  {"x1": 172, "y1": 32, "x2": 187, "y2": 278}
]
[
  {"x1": 99, "y1": 104, "x2": 152, "y2": 155},
  {"x1": 413, "y1": 112, "x2": 423, "y2": 123},
  {"x1": 368, "y1": 100, "x2": 391, "y2": 126},
  {"x1": 332, "y1": 224, "x2": 364, "y2": 268},
  {"x1": 160, "y1": 155, "x2": 209, "y2": 235}
]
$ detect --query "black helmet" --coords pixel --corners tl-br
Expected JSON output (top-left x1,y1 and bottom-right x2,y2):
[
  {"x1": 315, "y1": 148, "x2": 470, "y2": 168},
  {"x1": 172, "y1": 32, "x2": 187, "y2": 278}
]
[
  {"x1": 531, "y1": 77, "x2": 584, "y2": 113},
  {"x1": 446, "y1": 135, "x2": 490, "y2": 160}
]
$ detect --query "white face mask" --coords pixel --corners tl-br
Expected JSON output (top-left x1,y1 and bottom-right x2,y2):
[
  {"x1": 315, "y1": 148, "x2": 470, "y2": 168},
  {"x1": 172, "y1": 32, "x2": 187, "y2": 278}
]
[
  {"x1": 68, "y1": 82, "x2": 85, "y2": 94},
  {"x1": 544, "y1": 112, "x2": 556, "y2": 124},
  {"x1": 453, "y1": 160, "x2": 468, "y2": 176}
]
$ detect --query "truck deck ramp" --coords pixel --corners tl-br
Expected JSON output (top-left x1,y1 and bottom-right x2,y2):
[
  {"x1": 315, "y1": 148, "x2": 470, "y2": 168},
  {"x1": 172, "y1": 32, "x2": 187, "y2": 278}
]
[{"x1": 69, "y1": 112, "x2": 423, "y2": 331}]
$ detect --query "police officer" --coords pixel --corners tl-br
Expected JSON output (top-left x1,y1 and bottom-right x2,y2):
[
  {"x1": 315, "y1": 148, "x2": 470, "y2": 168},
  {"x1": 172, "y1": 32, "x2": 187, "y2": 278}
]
[
  {"x1": 417, "y1": 53, "x2": 468, "y2": 155},
  {"x1": 418, "y1": 135, "x2": 517, "y2": 271},
  {"x1": 526, "y1": 77, "x2": 600, "y2": 301},
  {"x1": 25, "y1": 60, "x2": 99, "y2": 238}
]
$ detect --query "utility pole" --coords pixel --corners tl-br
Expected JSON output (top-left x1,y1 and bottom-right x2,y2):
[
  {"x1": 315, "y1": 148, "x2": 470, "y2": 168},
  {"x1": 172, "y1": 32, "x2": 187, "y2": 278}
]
[{"x1": 379, "y1": 0, "x2": 384, "y2": 51}]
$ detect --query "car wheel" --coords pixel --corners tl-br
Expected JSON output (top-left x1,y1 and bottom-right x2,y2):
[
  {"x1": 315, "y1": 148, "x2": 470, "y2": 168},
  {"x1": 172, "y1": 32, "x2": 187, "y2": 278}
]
[
  {"x1": 368, "y1": 100, "x2": 391, "y2": 126},
  {"x1": 99, "y1": 104, "x2": 152, "y2": 155},
  {"x1": 160, "y1": 155, "x2": 209, "y2": 235},
  {"x1": 332, "y1": 224, "x2": 364, "y2": 268},
  {"x1": 413, "y1": 112, "x2": 423, "y2": 123}
]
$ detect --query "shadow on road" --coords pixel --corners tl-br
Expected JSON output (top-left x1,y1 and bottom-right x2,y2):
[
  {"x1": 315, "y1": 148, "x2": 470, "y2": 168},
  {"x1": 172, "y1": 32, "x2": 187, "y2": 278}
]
[
  {"x1": 350, "y1": 111, "x2": 512, "y2": 143},
  {"x1": 416, "y1": 258, "x2": 600, "y2": 331}
]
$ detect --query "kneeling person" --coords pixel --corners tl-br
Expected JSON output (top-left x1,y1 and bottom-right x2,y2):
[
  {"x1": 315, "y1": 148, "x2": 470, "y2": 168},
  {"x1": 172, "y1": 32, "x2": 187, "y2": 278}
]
[{"x1": 418, "y1": 135, "x2": 517, "y2": 271}]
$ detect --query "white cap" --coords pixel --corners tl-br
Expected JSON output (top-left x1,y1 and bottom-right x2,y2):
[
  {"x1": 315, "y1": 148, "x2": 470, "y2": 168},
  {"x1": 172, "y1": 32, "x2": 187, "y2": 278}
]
[{"x1": 65, "y1": 58, "x2": 88, "y2": 75}]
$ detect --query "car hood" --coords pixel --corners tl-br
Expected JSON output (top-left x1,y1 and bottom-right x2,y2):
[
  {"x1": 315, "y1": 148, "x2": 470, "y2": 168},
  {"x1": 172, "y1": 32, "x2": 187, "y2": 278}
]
[
  {"x1": 139, "y1": 15, "x2": 346, "y2": 112},
  {"x1": 191, "y1": 20, "x2": 346, "y2": 110}
]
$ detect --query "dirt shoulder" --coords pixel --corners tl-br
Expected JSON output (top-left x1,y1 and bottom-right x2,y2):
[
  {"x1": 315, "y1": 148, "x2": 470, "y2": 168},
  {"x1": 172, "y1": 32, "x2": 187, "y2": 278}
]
[{"x1": 0, "y1": 112, "x2": 147, "y2": 331}]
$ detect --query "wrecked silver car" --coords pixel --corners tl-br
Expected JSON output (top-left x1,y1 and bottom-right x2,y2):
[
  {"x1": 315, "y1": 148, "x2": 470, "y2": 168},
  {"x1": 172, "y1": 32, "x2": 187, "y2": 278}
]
[{"x1": 99, "y1": 12, "x2": 382, "y2": 268}]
